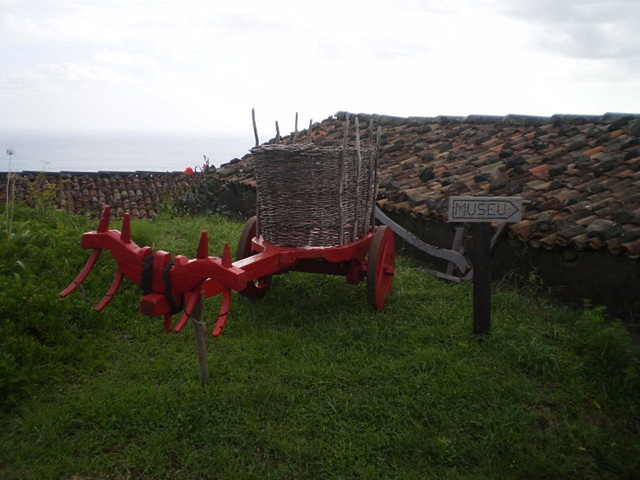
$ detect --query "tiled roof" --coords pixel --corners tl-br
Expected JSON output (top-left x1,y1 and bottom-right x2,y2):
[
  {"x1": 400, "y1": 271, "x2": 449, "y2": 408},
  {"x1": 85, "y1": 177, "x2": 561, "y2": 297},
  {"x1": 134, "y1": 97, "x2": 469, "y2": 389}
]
[{"x1": 216, "y1": 111, "x2": 640, "y2": 259}]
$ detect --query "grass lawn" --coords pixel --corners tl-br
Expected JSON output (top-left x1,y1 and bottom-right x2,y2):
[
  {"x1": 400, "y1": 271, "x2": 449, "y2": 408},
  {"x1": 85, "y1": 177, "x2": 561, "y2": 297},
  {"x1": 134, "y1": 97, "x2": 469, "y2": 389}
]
[{"x1": 1, "y1": 206, "x2": 638, "y2": 479}]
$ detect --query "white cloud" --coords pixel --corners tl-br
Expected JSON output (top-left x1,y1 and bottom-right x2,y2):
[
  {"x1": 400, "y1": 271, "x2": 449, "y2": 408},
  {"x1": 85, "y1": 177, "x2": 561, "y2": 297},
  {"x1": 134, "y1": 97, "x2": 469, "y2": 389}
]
[
  {"x1": 42, "y1": 62, "x2": 141, "y2": 84},
  {"x1": 0, "y1": 0, "x2": 639, "y2": 133},
  {"x1": 1, "y1": 62, "x2": 141, "y2": 92},
  {"x1": 486, "y1": 0, "x2": 640, "y2": 67},
  {"x1": 94, "y1": 50, "x2": 157, "y2": 67},
  {"x1": 0, "y1": 12, "x2": 40, "y2": 39}
]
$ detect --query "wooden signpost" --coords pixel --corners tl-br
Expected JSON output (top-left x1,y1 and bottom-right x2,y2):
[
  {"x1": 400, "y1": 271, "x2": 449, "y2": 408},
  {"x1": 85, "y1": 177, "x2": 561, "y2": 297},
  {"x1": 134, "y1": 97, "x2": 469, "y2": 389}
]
[
  {"x1": 449, "y1": 196, "x2": 523, "y2": 224},
  {"x1": 448, "y1": 196, "x2": 523, "y2": 336}
]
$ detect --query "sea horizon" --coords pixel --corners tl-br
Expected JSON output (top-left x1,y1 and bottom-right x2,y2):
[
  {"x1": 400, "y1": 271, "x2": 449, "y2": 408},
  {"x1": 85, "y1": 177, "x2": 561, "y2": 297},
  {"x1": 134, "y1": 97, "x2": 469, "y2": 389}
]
[{"x1": 0, "y1": 129, "x2": 255, "y2": 173}]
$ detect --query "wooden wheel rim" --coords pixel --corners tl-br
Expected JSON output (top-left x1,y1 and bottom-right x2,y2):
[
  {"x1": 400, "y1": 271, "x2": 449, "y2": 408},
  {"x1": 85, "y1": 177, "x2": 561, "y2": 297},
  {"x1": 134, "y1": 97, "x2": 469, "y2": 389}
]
[{"x1": 367, "y1": 226, "x2": 395, "y2": 311}]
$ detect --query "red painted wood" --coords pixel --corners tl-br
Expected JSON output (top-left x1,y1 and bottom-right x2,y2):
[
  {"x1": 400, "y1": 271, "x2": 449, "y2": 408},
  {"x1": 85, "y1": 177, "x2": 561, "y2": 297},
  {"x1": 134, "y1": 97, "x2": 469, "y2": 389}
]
[{"x1": 62, "y1": 207, "x2": 394, "y2": 336}]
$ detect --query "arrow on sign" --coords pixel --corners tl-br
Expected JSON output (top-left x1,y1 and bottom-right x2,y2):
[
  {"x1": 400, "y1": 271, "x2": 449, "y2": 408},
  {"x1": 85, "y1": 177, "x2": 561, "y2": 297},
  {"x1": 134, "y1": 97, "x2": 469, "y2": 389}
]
[{"x1": 448, "y1": 196, "x2": 523, "y2": 223}]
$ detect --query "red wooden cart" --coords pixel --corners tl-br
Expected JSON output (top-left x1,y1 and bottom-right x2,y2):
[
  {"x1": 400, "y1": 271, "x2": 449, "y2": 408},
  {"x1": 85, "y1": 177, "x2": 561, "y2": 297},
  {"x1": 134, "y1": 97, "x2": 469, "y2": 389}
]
[
  {"x1": 60, "y1": 206, "x2": 395, "y2": 336},
  {"x1": 61, "y1": 119, "x2": 395, "y2": 337}
]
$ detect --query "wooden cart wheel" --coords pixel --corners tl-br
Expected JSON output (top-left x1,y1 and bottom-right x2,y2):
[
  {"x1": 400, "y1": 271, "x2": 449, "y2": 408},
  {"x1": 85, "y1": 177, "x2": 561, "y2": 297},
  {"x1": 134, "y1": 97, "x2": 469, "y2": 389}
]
[
  {"x1": 236, "y1": 216, "x2": 272, "y2": 299},
  {"x1": 367, "y1": 226, "x2": 395, "y2": 311}
]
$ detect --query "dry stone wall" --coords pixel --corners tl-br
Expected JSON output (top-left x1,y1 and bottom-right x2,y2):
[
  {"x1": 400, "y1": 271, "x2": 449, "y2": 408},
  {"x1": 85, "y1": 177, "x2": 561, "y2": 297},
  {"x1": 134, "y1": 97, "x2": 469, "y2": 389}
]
[{"x1": 0, "y1": 171, "x2": 199, "y2": 218}]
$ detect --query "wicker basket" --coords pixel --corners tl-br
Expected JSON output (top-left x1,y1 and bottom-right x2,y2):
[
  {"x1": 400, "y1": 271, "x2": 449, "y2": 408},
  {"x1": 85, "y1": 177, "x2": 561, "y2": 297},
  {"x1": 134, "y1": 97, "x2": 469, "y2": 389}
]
[{"x1": 252, "y1": 144, "x2": 377, "y2": 247}]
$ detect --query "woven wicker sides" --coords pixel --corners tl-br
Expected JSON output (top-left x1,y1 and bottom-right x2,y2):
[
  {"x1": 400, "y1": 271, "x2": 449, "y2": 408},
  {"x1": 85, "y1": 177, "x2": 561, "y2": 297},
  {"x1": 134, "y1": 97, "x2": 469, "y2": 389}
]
[{"x1": 252, "y1": 144, "x2": 378, "y2": 247}]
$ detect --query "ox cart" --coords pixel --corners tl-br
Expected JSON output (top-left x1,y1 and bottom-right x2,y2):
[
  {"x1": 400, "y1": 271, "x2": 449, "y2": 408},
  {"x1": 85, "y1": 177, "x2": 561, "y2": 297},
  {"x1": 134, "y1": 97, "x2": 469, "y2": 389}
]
[{"x1": 61, "y1": 117, "x2": 395, "y2": 340}]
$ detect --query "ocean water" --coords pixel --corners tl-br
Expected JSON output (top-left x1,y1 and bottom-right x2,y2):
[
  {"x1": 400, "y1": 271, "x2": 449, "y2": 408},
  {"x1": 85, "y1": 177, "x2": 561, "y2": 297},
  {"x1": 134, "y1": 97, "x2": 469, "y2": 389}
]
[{"x1": 0, "y1": 129, "x2": 255, "y2": 173}]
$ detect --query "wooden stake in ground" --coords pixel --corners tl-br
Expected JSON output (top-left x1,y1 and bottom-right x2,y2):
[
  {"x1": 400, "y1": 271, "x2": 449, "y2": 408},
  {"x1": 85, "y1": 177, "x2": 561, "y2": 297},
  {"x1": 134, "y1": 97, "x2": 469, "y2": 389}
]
[
  {"x1": 447, "y1": 196, "x2": 524, "y2": 336},
  {"x1": 5, "y1": 148, "x2": 15, "y2": 236},
  {"x1": 192, "y1": 291, "x2": 210, "y2": 384},
  {"x1": 471, "y1": 222, "x2": 492, "y2": 336}
]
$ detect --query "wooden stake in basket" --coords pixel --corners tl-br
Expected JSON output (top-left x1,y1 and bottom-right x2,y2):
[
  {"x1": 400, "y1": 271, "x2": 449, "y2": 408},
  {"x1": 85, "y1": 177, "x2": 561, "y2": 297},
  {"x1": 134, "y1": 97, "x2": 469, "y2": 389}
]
[
  {"x1": 252, "y1": 108, "x2": 259, "y2": 147},
  {"x1": 293, "y1": 112, "x2": 299, "y2": 143},
  {"x1": 339, "y1": 113, "x2": 350, "y2": 245},
  {"x1": 370, "y1": 126, "x2": 381, "y2": 228},
  {"x1": 352, "y1": 117, "x2": 363, "y2": 241},
  {"x1": 365, "y1": 118, "x2": 375, "y2": 232}
]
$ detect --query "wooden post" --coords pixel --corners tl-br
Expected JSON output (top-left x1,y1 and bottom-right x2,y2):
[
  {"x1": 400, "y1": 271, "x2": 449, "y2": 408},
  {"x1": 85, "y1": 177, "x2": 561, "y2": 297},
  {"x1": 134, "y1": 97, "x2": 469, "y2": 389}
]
[
  {"x1": 448, "y1": 196, "x2": 524, "y2": 334},
  {"x1": 353, "y1": 117, "x2": 362, "y2": 241},
  {"x1": 339, "y1": 113, "x2": 350, "y2": 245},
  {"x1": 252, "y1": 108, "x2": 259, "y2": 147},
  {"x1": 471, "y1": 222, "x2": 492, "y2": 336},
  {"x1": 192, "y1": 291, "x2": 210, "y2": 384},
  {"x1": 293, "y1": 112, "x2": 299, "y2": 143},
  {"x1": 370, "y1": 127, "x2": 381, "y2": 228},
  {"x1": 364, "y1": 118, "x2": 375, "y2": 230}
]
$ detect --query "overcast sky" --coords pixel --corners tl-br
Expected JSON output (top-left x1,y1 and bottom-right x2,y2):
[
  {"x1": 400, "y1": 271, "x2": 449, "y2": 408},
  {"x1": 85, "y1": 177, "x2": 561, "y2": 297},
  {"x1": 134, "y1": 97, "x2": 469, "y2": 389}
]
[{"x1": 1, "y1": 0, "x2": 639, "y2": 137}]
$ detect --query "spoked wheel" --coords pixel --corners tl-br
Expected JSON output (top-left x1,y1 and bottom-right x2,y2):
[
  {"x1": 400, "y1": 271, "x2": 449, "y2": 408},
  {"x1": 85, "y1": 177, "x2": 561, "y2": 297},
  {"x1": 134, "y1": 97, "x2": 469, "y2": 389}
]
[
  {"x1": 367, "y1": 226, "x2": 395, "y2": 311},
  {"x1": 236, "y1": 216, "x2": 272, "y2": 299}
]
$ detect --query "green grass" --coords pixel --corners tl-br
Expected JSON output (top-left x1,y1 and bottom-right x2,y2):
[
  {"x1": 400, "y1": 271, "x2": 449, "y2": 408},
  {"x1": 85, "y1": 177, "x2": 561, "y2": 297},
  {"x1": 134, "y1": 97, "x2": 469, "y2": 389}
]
[{"x1": 1, "y1": 206, "x2": 638, "y2": 479}]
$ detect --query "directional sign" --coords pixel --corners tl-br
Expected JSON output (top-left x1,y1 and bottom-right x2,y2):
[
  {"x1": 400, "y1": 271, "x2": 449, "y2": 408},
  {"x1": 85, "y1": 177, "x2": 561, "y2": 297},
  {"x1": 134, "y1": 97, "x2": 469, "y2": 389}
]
[{"x1": 448, "y1": 196, "x2": 523, "y2": 223}]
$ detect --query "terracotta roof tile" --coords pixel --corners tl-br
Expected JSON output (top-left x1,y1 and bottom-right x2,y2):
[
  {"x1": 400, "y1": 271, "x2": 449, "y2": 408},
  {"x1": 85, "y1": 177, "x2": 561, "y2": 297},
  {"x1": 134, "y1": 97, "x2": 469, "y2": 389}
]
[
  {"x1": 217, "y1": 110, "x2": 640, "y2": 257},
  {"x1": 530, "y1": 164, "x2": 550, "y2": 179},
  {"x1": 621, "y1": 239, "x2": 640, "y2": 258},
  {"x1": 609, "y1": 129, "x2": 626, "y2": 139}
]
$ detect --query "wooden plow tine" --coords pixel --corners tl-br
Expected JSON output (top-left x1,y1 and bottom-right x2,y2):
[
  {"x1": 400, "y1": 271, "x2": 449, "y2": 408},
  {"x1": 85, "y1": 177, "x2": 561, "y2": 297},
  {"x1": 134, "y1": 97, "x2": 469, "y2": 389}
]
[
  {"x1": 97, "y1": 205, "x2": 111, "y2": 232},
  {"x1": 211, "y1": 243, "x2": 233, "y2": 336},
  {"x1": 174, "y1": 289, "x2": 202, "y2": 333},
  {"x1": 174, "y1": 233, "x2": 211, "y2": 332},
  {"x1": 94, "y1": 266, "x2": 124, "y2": 312},
  {"x1": 93, "y1": 214, "x2": 130, "y2": 309},
  {"x1": 60, "y1": 207, "x2": 113, "y2": 298},
  {"x1": 221, "y1": 242, "x2": 232, "y2": 267},
  {"x1": 59, "y1": 248, "x2": 102, "y2": 297},
  {"x1": 197, "y1": 231, "x2": 209, "y2": 258},
  {"x1": 212, "y1": 287, "x2": 232, "y2": 337},
  {"x1": 120, "y1": 213, "x2": 131, "y2": 243},
  {"x1": 163, "y1": 314, "x2": 173, "y2": 334}
]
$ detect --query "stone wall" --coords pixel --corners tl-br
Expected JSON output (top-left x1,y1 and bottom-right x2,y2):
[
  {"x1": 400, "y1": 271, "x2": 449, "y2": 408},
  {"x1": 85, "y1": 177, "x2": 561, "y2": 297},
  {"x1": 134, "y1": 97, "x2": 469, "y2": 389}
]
[
  {"x1": 0, "y1": 171, "x2": 199, "y2": 218},
  {"x1": 380, "y1": 208, "x2": 640, "y2": 329},
  {"x1": 2, "y1": 169, "x2": 638, "y2": 327},
  {"x1": 191, "y1": 179, "x2": 640, "y2": 327}
]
